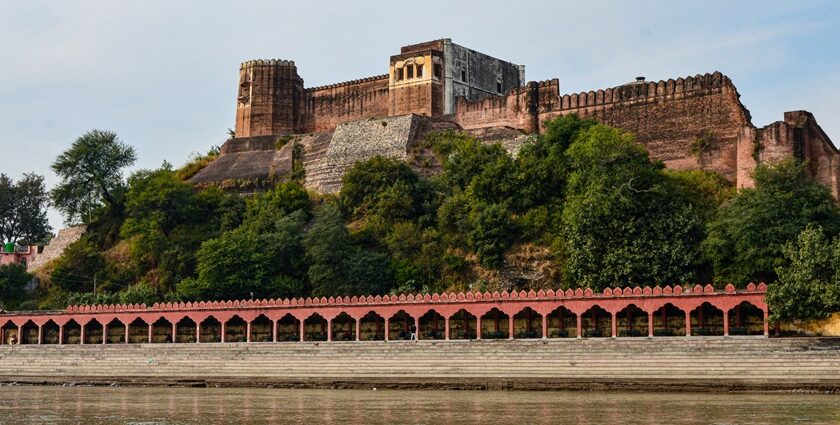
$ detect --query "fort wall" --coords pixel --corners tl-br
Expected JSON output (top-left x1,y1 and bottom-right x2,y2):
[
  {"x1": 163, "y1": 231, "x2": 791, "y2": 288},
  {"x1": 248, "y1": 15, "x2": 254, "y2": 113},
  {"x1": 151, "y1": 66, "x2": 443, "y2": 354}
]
[{"x1": 301, "y1": 75, "x2": 391, "y2": 133}]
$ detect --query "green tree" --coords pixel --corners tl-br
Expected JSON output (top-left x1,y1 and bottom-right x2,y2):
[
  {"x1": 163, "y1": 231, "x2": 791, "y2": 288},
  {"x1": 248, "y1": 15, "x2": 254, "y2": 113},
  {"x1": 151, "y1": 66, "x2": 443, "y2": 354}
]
[
  {"x1": 469, "y1": 202, "x2": 515, "y2": 268},
  {"x1": 767, "y1": 225, "x2": 840, "y2": 322},
  {"x1": 703, "y1": 160, "x2": 840, "y2": 284},
  {"x1": 561, "y1": 125, "x2": 704, "y2": 290},
  {"x1": 0, "y1": 264, "x2": 32, "y2": 308},
  {"x1": 340, "y1": 156, "x2": 432, "y2": 222},
  {"x1": 184, "y1": 211, "x2": 309, "y2": 301},
  {"x1": 51, "y1": 130, "x2": 137, "y2": 224},
  {"x1": 49, "y1": 237, "x2": 104, "y2": 293},
  {"x1": 304, "y1": 203, "x2": 352, "y2": 296},
  {"x1": 0, "y1": 173, "x2": 52, "y2": 245}
]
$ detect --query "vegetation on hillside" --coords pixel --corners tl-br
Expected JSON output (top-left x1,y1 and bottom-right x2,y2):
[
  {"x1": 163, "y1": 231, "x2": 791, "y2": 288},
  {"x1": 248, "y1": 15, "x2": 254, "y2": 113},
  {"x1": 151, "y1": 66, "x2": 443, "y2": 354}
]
[{"x1": 4, "y1": 116, "x2": 840, "y2": 322}]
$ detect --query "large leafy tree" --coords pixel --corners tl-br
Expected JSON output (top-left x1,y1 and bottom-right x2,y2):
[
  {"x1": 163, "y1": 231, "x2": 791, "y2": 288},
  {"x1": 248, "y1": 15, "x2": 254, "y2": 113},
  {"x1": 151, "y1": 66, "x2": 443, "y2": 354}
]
[
  {"x1": 766, "y1": 225, "x2": 840, "y2": 322},
  {"x1": 703, "y1": 159, "x2": 840, "y2": 285},
  {"x1": 0, "y1": 173, "x2": 51, "y2": 245},
  {"x1": 0, "y1": 264, "x2": 32, "y2": 308},
  {"x1": 561, "y1": 125, "x2": 705, "y2": 290},
  {"x1": 51, "y1": 130, "x2": 137, "y2": 223}
]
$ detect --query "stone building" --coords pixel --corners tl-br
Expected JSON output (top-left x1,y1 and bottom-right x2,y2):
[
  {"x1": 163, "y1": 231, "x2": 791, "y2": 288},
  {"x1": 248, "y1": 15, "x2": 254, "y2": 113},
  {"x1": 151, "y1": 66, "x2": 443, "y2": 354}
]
[{"x1": 191, "y1": 39, "x2": 839, "y2": 197}]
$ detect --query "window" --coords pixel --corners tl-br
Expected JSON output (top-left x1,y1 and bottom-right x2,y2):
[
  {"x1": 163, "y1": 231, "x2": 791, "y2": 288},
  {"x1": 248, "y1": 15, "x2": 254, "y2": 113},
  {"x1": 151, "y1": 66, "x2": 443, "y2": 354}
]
[
  {"x1": 461, "y1": 69, "x2": 467, "y2": 82},
  {"x1": 407, "y1": 65, "x2": 414, "y2": 79},
  {"x1": 433, "y1": 64, "x2": 442, "y2": 79},
  {"x1": 416, "y1": 64, "x2": 423, "y2": 77},
  {"x1": 396, "y1": 67, "x2": 404, "y2": 81},
  {"x1": 497, "y1": 82, "x2": 502, "y2": 93}
]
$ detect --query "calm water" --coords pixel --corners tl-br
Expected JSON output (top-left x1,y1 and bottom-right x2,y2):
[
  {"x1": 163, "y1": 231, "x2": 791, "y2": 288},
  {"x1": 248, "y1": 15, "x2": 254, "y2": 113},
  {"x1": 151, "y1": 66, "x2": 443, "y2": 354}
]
[{"x1": 0, "y1": 386, "x2": 837, "y2": 424}]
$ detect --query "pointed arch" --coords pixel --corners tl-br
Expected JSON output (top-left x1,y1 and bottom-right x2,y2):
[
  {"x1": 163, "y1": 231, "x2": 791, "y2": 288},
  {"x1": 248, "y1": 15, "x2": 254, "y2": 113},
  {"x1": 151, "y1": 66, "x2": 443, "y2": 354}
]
[
  {"x1": 62, "y1": 319, "x2": 82, "y2": 344},
  {"x1": 83, "y1": 319, "x2": 103, "y2": 344},
  {"x1": 249, "y1": 314, "x2": 273, "y2": 343},
  {"x1": 728, "y1": 301, "x2": 764, "y2": 335},
  {"x1": 480, "y1": 308, "x2": 510, "y2": 339},
  {"x1": 303, "y1": 313, "x2": 327, "y2": 341},
  {"x1": 652, "y1": 303, "x2": 686, "y2": 336},
  {"x1": 199, "y1": 316, "x2": 221, "y2": 343},
  {"x1": 359, "y1": 311, "x2": 385, "y2": 341},
  {"x1": 616, "y1": 304, "x2": 646, "y2": 337},
  {"x1": 20, "y1": 320, "x2": 38, "y2": 344},
  {"x1": 104, "y1": 318, "x2": 126, "y2": 344},
  {"x1": 151, "y1": 317, "x2": 173, "y2": 343},
  {"x1": 127, "y1": 317, "x2": 149, "y2": 344},
  {"x1": 691, "y1": 302, "x2": 724, "y2": 336},
  {"x1": 389, "y1": 310, "x2": 415, "y2": 341},
  {"x1": 546, "y1": 306, "x2": 575, "y2": 338},
  {"x1": 175, "y1": 317, "x2": 197, "y2": 343},
  {"x1": 331, "y1": 312, "x2": 355, "y2": 341},
  {"x1": 276, "y1": 313, "x2": 300, "y2": 342},
  {"x1": 224, "y1": 315, "x2": 247, "y2": 342},
  {"x1": 449, "y1": 309, "x2": 476, "y2": 340},
  {"x1": 41, "y1": 320, "x2": 60, "y2": 344},
  {"x1": 581, "y1": 305, "x2": 610, "y2": 338},
  {"x1": 512, "y1": 307, "x2": 540, "y2": 339},
  {"x1": 418, "y1": 310, "x2": 444, "y2": 340}
]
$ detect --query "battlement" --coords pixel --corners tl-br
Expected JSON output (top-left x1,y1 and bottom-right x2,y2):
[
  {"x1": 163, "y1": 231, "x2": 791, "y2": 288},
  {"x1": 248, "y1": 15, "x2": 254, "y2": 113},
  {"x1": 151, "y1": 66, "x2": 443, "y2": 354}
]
[
  {"x1": 240, "y1": 59, "x2": 296, "y2": 68},
  {"x1": 306, "y1": 74, "x2": 390, "y2": 92}
]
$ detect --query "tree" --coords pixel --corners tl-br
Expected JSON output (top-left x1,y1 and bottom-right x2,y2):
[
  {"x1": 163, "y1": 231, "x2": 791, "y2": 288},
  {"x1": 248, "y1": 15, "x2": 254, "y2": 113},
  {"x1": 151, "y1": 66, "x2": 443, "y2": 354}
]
[
  {"x1": 0, "y1": 173, "x2": 51, "y2": 245},
  {"x1": 561, "y1": 125, "x2": 705, "y2": 290},
  {"x1": 184, "y1": 211, "x2": 309, "y2": 301},
  {"x1": 0, "y1": 264, "x2": 32, "y2": 308},
  {"x1": 340, "y1": 156, "x2": 433, "y2": 222},
  {"x1": 304, "y1": 203, "x2": 352, "y2": 296},
  {"x1": 703, "y1": 160, "x2": 840, "y2": 285},
  {"x1": 51, "y1": 130, "x2": 137, "y2": 223},
  {"x1": 767, "y1": 225, "x2": 840, "y2": 322}
]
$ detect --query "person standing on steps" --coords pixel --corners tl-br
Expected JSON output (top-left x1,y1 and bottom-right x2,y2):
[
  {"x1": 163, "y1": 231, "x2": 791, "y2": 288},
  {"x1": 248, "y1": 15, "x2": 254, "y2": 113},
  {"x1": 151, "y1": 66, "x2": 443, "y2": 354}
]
[{"x1": 409, "y1": 324, "x2": 417, "y2": 341}]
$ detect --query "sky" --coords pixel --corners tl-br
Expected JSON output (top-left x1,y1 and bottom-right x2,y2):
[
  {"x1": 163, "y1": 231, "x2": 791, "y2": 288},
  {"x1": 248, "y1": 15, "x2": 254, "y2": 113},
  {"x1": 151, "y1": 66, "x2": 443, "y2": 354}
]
[{"x1": 1, "y1": 0, "x2": 839, "y2": 233}]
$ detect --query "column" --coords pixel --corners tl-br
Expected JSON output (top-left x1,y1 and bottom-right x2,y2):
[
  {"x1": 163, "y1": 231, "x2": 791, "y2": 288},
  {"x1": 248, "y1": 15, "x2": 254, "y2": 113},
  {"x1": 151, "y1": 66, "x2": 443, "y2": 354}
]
[
  {"x1": 272, "y1": 320, "x2": 278, "y2": 343},
  {"x1": 80, "y1": 325, "x2": 85, "y2": 345},
  {"x1": 610, "y1": 313, "x2": 617, "y2": 338},
  {"x1": 508, "y1": 316, "x2": 514, "y2": 340},
  {"x1": 37, "y1": 325, "x2": 43, "y2": 345},
  {"x1": 647, "y1": 312, "x2": 654, "y2": 338},
  {"x1": 246, "y1": 321, "x2": 252, "y2": 343},
  {"x1": 327, "y1": 320, "x2": 332, "y2": 342},
  {"x1": 299, "y1": 320, "x2": 305, "y2": 342},
  {"x1": 148, "y1": 324, "x2": 153, "y2": 343},
  {"x1": 17, "y1": 326, "x2": 22, "y2": 344},
  {"x1": 444, "y1": 317, "x2": 450, "y2": 340},
  {"x1": 763, "y1": 309, "x2": 769, "y2": 337},
  {"x1": 685, "y1": 311, "x2": 692, "y2": 337},
  {"x1": 195, "y1": 322, "x2": 200, "y2": 343},
  {"x1": 221, "y1": 322, "x2": 226, "y2": 343},
  {"x1": 102, "y1": 323, "x2": 107, "y2": 344},
  {"x1": 384, "y1": 318, "x2": 390, "y2": 341},
  {"x1": 723, "y1": 310, "x2": 730, "y2": 337},
  {"x1": 414, "y1": 316, "x2": 420, "y2": 340},
  {"x1": 124, "y1": 325, "x2": 130, "y2": 344},
  {"x1": 355, "y1": 319, "x2": 360, "y2": 342},
  {"x1": 59, "y1": 325, "x2": 64, "y2": 345},
  {"x1": 576, "y1": 315, "x2": 582, "y2": 338},
  {"x1": 171, "y1": 323, "x2": 177, "y2": 343},
  {"x1": 541, "y1": 314, "x2": 548, "y2": 339},
  {"x1": 476, "y1": 316, "x2": 482, "y2": 340}
]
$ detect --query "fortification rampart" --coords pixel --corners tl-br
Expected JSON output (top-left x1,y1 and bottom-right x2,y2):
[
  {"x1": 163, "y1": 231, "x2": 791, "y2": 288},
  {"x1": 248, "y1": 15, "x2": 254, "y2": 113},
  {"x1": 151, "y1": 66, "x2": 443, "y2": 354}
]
[{"x1": 301, "y1": 75, "x2": 390, "y2": 133}]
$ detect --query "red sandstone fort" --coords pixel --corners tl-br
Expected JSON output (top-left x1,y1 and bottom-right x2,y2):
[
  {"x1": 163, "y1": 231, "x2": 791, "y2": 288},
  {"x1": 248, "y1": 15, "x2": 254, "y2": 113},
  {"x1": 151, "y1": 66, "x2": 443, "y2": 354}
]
[{"x1": 190, "y1": 38, "x2": 839, "y2": 197}]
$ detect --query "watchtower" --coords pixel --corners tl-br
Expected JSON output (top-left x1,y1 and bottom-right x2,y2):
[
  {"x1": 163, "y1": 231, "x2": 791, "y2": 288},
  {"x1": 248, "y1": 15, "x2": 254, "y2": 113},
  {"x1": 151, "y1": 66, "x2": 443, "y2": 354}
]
[{"x1": 234, "y1": 59, "x2": 303, "y2": 138}]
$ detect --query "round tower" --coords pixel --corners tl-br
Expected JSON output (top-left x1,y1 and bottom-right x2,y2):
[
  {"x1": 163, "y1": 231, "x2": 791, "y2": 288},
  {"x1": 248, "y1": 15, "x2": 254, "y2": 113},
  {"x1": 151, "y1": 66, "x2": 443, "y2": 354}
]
[{"x1": 235, "y1": 59, "x2": 303, "y2": 138}]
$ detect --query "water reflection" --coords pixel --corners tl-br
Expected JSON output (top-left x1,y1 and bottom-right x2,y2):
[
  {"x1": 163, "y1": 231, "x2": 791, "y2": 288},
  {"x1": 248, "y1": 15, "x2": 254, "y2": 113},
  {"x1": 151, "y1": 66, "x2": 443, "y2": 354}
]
[{"x1": 0, "y1": 386, "x2": 837, "y2": 424}]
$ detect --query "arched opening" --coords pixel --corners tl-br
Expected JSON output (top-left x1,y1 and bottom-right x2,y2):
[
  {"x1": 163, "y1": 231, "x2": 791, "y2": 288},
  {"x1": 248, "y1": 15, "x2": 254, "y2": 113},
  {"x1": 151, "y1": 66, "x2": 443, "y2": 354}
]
[
  {"x1": 83, "y1": 319, "x2": 103, "y2": 344},
  {"x1": 199, "y1": 317, "x2": 221, "y2": 343},
  {"x1": 105, "y1": 319, "x2": 125, "y2": 344},
  {"x1": 546, "y1": 306, "x2": 575, "y2": 338},
  {"x1": 359, "y1": 311, "x2": 385, "y2": 341},
  {"x1": 151, "y1": 318, "x2": 173, "y2": 343},
  {"x1": 127, "y1": 318, "x2": 149, "y2": 343},
  {"x1": 691, "y1": 302, "x2": 724, "y2": 336},
  {"x1": 389, "y1": 310, "x2": 414, "y2": 340},
  {"x1": 303, "y1": 313, "x2": 327, "y2": 341},
  {"x1": 331, "y1": 312, "x2": 355, "y2": 341},
  {"x1": 224, "y1": 316, "x2": 247, "y2": 342},
  {"x1": 20, "y1": 320, "x2": 38, "y2": 344},
  {"x1": 581, "y1": 306, "x2": 610, "y2": 338},
  {"x1": 449, "y1": 309, "x2": 477, "y2": 340},
  {"x1": 513, "y1": 307, "x2": 541, "y2": 339},
  {"x1": 276, "y1": 314, "x2": 300, "y2": 342},
  {"x1": 42, "y1": 320, "x2": 60, "y2": 344},
  {"x1": 175, "y1": 317, "x2": 197, "y2": 343},
  {"x1": 249, "y1": 315, "x2": 273, "y2": 342},
  {"x1": 62, "y1": 319, "x2": 82, "y2": 344},
  {"x1": 728, "y1": 302, "x2": 765, "y2": 336},
  {"x1": 617, "y1": 304, "x2": 646, "y2": 337},
  {"x1": 418, "y1": 310, "x2": 444, "y2": 340},
  {"x1": 1, "y1": 320, "x2": 17, "y2": 345},
  {"x1": 480, "y1": 308, "x2": 510, "y2": 339},
  {"x1": 652, "y1": 304, "x2": 686, "y2": 336}
]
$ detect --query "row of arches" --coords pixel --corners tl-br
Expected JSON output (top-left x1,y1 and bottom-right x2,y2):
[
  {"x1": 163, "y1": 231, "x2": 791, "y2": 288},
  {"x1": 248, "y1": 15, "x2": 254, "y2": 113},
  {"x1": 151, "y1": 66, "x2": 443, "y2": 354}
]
[{"x1": 0, "y1": 302, "x2": 766, "y2": 345}]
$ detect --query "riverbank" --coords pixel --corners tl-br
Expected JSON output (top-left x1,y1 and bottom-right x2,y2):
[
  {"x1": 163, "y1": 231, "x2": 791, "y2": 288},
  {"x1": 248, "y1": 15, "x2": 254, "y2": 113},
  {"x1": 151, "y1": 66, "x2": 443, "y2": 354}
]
[{"x1": 1, "y1": 338, "x2": 838, "y2": 393}]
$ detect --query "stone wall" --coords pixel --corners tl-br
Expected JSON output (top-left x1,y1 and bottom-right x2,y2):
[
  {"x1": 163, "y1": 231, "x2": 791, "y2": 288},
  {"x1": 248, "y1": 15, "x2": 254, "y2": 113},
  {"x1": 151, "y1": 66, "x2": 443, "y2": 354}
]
[
  {"x1": 301, "y1": 75, "x2": 391, "y2": 133},
  {"x1": 28, "y1": 226, "x2": 86, "y2": 272}
]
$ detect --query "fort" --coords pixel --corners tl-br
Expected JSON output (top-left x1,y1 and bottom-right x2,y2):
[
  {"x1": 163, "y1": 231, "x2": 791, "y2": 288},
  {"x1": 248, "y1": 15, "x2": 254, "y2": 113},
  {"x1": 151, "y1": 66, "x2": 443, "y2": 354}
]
[{"x1": 191, "y1": 38, "x2": 840, "y2": 197}]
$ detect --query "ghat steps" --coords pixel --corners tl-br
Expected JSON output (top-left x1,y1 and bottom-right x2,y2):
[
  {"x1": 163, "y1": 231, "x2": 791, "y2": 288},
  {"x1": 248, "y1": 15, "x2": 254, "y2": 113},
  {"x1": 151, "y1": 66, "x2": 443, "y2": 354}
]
[{"x1": 1, "y1": 338, "x2": 838, "y2": 391}]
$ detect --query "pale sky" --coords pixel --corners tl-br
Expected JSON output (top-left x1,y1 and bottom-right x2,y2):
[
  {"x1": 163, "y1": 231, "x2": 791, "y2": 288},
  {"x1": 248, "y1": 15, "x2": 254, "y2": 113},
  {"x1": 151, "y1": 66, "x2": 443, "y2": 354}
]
[{"x1": 1, "y1": 0, "x2": 838, "y2": 232}]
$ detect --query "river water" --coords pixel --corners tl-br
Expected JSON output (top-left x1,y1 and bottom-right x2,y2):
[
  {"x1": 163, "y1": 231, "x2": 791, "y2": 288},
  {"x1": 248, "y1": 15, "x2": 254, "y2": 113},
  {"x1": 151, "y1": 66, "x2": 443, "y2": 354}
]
[{"x1": 0, "y1": 386, "x2": 837, "y2": 424}]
